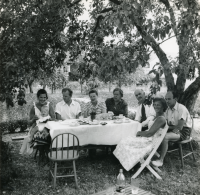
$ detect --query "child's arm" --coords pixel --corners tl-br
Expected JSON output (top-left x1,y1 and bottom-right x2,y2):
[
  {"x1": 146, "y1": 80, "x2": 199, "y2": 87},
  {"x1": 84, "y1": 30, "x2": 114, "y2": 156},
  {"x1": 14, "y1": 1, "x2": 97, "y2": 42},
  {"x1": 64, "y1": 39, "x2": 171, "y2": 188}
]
[
  {"x1": 29, "y1": 106, "x2": 38, "y2": 126},
  {"x1": 49, "y1": 104, "x2": 56, "y2": 120}
]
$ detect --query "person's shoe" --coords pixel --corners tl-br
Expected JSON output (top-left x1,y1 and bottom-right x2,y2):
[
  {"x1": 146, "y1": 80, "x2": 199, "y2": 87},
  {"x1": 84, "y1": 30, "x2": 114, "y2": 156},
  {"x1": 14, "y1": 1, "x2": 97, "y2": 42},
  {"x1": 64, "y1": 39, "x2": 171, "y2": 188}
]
[{"x1": 151, "y1": 160, "x2": 163, "y2": 167}]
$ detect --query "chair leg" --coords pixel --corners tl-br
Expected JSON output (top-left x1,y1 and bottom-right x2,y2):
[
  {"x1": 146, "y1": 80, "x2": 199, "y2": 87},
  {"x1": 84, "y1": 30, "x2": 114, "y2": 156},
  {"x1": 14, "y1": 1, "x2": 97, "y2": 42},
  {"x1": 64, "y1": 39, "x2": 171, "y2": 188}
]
[
  {"x1": 146, "y1": 165, "x2": 162, "y2": 180},
  {"x1": 49, "y1": 161, "x2": 52, "y2": 181},
  {"x1": 34, "y1": 149, "x2": 38, "y2": 160},
  {"x1": 73, "y1": 160, "x2": 78, "y2": 188},
  {"x1": 188, "y1": 142, "x2": 196, "y2": 162},
  {"x1": 53, "y1": 162, "x2": 57, "y2": 189},
  {"x1": 178, "y1": 144, "x2": 184, "y2": 169}
]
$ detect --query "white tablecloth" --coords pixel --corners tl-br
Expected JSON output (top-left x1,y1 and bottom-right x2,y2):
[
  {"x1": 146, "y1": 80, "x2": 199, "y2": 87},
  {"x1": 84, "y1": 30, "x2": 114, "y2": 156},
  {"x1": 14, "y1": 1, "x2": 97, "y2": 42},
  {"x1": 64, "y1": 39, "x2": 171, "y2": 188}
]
[{"x1": 45, "y1": 119, "x2": 141, "y2": 146}]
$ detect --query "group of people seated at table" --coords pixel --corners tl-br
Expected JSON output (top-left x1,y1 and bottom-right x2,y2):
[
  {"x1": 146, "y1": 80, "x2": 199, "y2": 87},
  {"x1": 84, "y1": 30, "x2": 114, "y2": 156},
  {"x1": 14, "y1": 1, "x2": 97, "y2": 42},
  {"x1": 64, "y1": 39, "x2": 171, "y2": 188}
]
[{"x1": 20, "y1": 87, "x2": 192, "y2": 169}]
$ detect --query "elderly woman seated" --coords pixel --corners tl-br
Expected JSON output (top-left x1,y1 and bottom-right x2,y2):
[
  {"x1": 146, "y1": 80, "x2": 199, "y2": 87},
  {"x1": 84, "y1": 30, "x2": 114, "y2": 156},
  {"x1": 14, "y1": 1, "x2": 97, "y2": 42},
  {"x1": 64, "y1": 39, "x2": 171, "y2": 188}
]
[{"x1": 105, "y1": 88, "x2": 128, "y2": 118}]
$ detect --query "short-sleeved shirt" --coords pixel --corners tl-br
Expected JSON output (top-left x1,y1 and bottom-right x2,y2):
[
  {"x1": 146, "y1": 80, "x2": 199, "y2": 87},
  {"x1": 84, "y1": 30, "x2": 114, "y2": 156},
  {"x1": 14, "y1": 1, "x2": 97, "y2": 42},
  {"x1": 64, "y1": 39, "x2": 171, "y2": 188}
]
[
  {"x1": 55, "y1": 100, "x2": 81, "y2": 120},
  {"x1": 105, "y1": 98, "x2": 128, "y2": 117},
  {"x1": 165, "y1": 102, "x2": 192, "y2": 128},
  {"x1": 83, "y1": 101, "x2": 106, "y2": 117}
]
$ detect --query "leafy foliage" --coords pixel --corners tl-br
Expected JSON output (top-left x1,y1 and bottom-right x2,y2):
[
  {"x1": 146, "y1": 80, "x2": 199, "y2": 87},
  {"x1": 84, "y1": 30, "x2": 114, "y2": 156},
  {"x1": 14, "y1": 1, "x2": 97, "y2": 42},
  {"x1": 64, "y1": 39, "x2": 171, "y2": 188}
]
[
  {"x1": 87, "y1": 0, "x2": 200, "y2": 111},
  {"x1": 0, "y1": 0, "x2": 83, "y2": 101},
  {"x1": 1, "y1": 0, "x2": 200, "y2": 112}
]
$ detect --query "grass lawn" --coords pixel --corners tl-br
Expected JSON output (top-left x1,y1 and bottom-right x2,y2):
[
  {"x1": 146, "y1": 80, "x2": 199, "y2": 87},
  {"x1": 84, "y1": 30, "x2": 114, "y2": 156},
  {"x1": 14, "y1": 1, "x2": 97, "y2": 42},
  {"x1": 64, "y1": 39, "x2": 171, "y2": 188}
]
[
  {"x1": 1, "y1": 91, "x2": 200, "y2": 195},
  {"x1": 1, "y1": 136, "x2": 200, "y2": 195}
]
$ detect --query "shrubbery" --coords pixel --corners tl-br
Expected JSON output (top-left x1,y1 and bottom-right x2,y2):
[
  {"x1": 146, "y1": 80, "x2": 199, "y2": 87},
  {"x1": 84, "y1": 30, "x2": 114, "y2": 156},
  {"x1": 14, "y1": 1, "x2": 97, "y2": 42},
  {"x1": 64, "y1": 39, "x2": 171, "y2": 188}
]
[
  {"x1": 0, "y1": 119, "x2": 28, "y2": 134},
  {"x1": 0, "y1": 136, "x2": 18, "y2": 190}
]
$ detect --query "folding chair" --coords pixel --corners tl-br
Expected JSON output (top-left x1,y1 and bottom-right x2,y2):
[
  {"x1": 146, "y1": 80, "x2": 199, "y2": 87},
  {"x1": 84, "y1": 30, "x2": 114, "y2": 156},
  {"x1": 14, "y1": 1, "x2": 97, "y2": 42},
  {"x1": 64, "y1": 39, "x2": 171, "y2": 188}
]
[
  {"x1": 48, "y1": 133, "x2": 79, "y2": 189},
  {"x1": 131, "y1": 124, "x2": 168, "y2": 180},
  {"x1": 167, "y1": 116, "x2": 196, "y2": 168}
]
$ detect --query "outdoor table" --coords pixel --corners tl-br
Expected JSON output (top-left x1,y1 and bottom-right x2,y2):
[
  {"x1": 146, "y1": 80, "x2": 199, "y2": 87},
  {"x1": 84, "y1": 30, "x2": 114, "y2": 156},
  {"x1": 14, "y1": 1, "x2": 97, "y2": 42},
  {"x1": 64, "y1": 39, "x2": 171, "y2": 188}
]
[
  {"x1": 45, "y1": 119, "x2": 141, "y2": 147},
  {"x1": 91, "y1": 185, "x2": 155, "y2": 195}
]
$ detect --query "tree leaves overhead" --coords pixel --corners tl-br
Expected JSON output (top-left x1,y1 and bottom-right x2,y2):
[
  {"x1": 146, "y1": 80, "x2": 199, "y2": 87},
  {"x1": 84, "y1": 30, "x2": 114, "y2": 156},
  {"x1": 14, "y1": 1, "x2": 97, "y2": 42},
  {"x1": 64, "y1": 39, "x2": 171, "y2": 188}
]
[
  {"x1": 0, "y1": 0, "x2": 83, "y2": 96},
  {"x1": 1, "y1": 0, "x2": 200, "y2": 111}
]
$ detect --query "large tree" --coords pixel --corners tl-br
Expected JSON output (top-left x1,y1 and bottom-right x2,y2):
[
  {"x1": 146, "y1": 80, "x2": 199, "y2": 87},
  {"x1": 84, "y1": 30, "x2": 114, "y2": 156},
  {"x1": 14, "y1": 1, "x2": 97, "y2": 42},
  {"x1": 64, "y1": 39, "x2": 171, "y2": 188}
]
[
  {"x1": 86, "y1": 0, "x2": 200, "y2": 112},
  {"x1": 0, "y1": 0, "x2": 83, "y2": 102},
  {"x1": 1, "y1": 0, "x2": 200, "y2": 112}
]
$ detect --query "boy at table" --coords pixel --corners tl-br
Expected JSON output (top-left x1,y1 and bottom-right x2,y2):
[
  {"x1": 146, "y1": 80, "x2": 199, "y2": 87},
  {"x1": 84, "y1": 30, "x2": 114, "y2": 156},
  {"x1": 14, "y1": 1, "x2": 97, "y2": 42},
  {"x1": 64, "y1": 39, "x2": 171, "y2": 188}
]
[{"x1": 55, "y1": 88, "x2": 81, "y2": 120}]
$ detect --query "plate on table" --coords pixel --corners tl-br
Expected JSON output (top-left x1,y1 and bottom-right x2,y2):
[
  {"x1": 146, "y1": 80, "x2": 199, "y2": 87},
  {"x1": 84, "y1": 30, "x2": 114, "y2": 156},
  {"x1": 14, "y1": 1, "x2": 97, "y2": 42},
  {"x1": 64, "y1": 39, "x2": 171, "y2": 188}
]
[
  {"x1": 113, "y1": 120, "x2": 123, "y2": 124},
  {"x1": 89, "y1": 121, "x2": 99, "y2": 125},
  {"x1": 69, "y1": 122, "x2": 80, "y2": 127},
  {"x1": 124, "y1": 119, "x2": 131, "y2": 123}
]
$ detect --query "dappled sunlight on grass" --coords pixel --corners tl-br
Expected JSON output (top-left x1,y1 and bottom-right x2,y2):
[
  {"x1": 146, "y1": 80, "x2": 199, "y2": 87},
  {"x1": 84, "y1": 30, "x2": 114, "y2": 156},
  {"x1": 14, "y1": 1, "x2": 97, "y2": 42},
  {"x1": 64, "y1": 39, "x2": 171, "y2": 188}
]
[{"x1": 1, "y1": 138, "x2": 200, "y2": 195}]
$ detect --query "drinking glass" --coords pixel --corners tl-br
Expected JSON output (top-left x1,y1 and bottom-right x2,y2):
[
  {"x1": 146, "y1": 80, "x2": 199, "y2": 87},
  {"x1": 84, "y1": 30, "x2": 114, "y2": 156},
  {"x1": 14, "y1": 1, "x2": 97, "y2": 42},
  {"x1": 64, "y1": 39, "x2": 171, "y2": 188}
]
[
  {"x1": 105, "y1": 187, "x2": 115, "y2": 195},
  {"x1": 131, "y1": 178, "x2": 140, "y2": 194},
  {"x1": 79, "y1": 115, "x2": 84, "y2": 121},
  {"x1": 119, "y1": 114, "x2": 124, "y2": 119}
]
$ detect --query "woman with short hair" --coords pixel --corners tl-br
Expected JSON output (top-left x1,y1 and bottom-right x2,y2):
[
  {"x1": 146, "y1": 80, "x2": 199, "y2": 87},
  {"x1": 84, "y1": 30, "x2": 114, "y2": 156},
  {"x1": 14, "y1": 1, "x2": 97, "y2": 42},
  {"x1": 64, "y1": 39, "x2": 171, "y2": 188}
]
[
  {"x1": 83, "y1": 89, "x2": 106, "y2": 118},
  {"x1": 105, "y1": 88, "x2": 128, "y2": 117},
  {"x1": 20, "y1": 89, "x2": 55, "y2": 155}
]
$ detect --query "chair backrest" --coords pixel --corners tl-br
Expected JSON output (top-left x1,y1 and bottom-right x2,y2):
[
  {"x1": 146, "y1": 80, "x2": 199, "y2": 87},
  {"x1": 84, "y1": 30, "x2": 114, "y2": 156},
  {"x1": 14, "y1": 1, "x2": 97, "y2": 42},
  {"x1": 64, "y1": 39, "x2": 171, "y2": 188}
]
[
  {"x1": 146, "y1": 123, "x2": 168, "y2": 164},
  {"x1": 49, "y1": 133, "x2": 79, "y2": 159}
]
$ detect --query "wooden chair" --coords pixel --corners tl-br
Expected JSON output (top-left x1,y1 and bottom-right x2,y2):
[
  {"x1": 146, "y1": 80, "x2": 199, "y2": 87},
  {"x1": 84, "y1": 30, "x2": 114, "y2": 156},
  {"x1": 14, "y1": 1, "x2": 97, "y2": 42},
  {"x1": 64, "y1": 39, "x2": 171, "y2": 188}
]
[
  {"x1": 48, "y1": 133, "x2": 79, "y2": 189},
  {"x1": 131, "y1": 124, "x2": 168, "y2": 180},
  {"x1": 167, "y1": 117, "x2": 196, "y2": 168}
]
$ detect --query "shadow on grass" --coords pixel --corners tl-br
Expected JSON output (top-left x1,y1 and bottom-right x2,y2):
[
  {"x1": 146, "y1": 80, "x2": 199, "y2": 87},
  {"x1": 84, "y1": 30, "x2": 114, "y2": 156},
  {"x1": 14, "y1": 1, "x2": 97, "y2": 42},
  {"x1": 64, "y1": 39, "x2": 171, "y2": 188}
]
[{"x1": 1, "y1": 139, "x2": 200, "y2": 195}]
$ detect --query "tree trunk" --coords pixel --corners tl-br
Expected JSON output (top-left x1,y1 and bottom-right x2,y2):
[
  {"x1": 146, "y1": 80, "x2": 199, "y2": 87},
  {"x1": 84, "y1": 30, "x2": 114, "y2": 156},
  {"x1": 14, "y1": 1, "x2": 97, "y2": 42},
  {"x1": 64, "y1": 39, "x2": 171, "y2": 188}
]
[
  {"x1": 179, "y1": 76, "x2": 200, "y2": 112},
  {"x1": 109, "y1": 81, "x2": 111, "y2": 92},
  {"x1": 133, "y1": 22, "x2": 175, "y2": 91},
  {"x1": 80, "y1": 80, "x2": 83, "y2": 94},
  {"x1": 27, "y1": 79, "x2": 34, "y2": 93},
  {"x1": 175, "y1": 27, "x2": 189, "y2": 97}
]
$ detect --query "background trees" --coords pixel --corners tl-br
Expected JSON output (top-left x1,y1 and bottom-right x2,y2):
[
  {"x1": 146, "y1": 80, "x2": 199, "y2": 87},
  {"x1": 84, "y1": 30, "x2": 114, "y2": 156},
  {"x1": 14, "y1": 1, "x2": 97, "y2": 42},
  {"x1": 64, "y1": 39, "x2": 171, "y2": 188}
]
[
  {"x1": 1, "y1": 0, "x2": 200, "y2": 112},
  {"x1": 88, "y1": 0, "x2": 200, "y2": 112},
  {"x1": 0, "y1": 0, "x2": 83, "y2": 102}
]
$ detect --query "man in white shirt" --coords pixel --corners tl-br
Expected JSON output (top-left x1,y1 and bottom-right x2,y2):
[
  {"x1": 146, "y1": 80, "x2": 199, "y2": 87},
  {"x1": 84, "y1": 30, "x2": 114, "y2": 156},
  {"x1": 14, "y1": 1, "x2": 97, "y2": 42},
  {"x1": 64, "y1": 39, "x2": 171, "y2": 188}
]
[
  {"x1": 55, "y1": 88, "x2": 81, "y2": 120},
  {"x1": 134, "y1": 89, "x2": 155, "y2": 131},
  {"x1": 152, "y1": 90, "x2": 192, "y2": 167}
]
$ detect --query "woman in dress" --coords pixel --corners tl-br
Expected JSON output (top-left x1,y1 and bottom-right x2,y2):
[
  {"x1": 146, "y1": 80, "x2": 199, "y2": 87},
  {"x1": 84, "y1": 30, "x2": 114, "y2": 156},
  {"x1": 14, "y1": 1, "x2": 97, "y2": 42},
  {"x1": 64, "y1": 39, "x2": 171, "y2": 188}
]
[
  {"x1": 20, "y1": 89, "x2": 55, "y2": 155},
  {"x1": 113, "y1": 97, "x2": 168, "y2": 171}
]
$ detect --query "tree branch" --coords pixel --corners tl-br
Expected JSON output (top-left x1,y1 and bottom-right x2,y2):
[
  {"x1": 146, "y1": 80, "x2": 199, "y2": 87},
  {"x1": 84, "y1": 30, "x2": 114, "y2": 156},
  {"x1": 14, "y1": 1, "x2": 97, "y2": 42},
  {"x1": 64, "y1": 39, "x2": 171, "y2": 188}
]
[
  {"x1": 132, "y1": 18, "x2": 175, "y2": 90},
  {"x1": 36, "y1": 4, "x2": 43, "y2": 14},
  {"x1": 159, "y1": 0, "x2": 179, "y2": 40},
  {"x1": 68, "y1": 0, "x2": 82, "y2": 8},
  {"x1": 93, "y1": 0, "x2": 122, "y2": 34},
  {"x1": 148, "y1": 34, "x2": 180, "y2": 55},
  {"x1": 109, "y1": 0, "x2": 121, "y2": 5}
]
